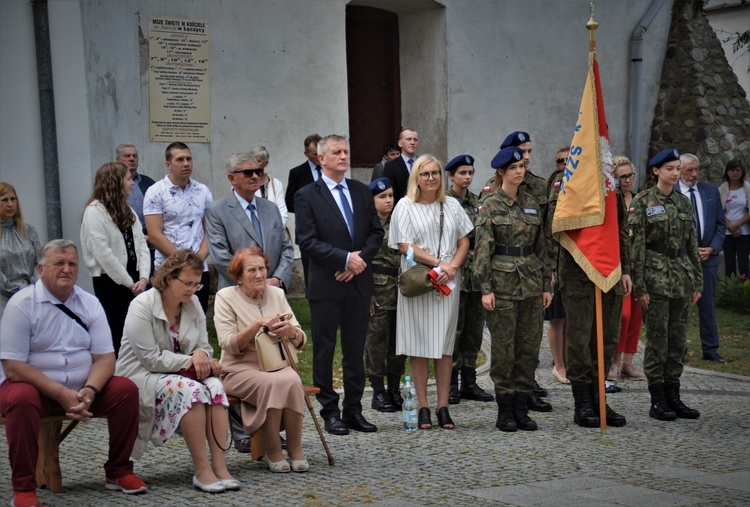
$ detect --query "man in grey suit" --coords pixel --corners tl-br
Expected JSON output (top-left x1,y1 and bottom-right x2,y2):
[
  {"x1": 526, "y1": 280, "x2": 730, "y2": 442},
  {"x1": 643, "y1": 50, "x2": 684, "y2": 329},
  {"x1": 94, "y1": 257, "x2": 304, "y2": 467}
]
[
  {"x1": 205, "y1": 151, "x2": 295, "y2": 452},
  {"x1": 206, "y1": 152, "x2": 294, "y2": 291}
]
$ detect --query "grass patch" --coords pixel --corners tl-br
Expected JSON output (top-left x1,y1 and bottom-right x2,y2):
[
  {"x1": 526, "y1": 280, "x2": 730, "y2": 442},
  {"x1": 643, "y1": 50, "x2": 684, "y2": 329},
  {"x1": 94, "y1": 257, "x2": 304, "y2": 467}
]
[{"x1": 683, "y1": 306, "x2": 750, "y2": 376}]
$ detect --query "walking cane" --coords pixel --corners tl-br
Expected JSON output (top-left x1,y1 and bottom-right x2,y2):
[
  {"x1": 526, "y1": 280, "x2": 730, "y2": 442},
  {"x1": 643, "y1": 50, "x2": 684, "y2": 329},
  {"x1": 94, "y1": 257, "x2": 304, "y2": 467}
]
[{"x1": 280, "y1": 335, "x2": 335, "y2": 466}]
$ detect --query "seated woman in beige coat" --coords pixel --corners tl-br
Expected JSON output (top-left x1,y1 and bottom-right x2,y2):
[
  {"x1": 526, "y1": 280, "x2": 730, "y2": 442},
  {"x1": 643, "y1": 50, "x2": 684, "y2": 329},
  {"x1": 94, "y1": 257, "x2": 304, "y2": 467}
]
[
  {"x1": 115, "y1": 249, "x2": 239, "y2": 493},
  {"x1": 213, "y1": 246, "x2": 308, "y2": 473}
]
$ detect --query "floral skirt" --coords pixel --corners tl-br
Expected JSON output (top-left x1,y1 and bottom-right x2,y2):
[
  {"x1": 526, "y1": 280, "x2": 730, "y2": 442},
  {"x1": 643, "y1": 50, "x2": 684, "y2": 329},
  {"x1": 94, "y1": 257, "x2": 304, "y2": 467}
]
[{"x1": 150, "y1": 374, "x2": 228, "y2": 447}]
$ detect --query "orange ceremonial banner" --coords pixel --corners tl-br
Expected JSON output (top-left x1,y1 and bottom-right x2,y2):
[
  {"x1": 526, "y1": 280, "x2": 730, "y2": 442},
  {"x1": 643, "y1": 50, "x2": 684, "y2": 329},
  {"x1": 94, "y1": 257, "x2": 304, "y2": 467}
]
[{"x1": 552, "y1": 53, "x2": 621, "y2": 292}]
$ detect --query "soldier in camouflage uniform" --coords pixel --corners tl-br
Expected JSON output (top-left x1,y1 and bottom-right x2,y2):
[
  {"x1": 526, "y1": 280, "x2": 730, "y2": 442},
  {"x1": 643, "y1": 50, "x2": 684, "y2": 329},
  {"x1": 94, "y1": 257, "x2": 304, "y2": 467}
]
[
  {"x1": 474, "y1": 146, "x2": 552, "y2": 432},
  {"x1": 364, "y1": 178, "x2": 407, "y2": 412},
  {"x1": 629, "y1": 149, "x2": 703, "y2": 421},
  {"x1": 445, "y1": 155, "x2": 494, "y2": 405},
  {"x1": 550, "y1": 166, "x2": 632, "y2": 428},
  {"x1": 491, "y1": 131, "x2": 552, "y2": 409}
]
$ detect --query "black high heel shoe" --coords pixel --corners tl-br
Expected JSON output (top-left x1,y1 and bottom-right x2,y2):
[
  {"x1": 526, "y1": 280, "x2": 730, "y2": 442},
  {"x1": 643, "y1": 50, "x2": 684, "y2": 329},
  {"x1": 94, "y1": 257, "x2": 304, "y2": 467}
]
[
  {"x1": 436, "y1": 406, "x2": 455, "y2": 429},
  {"x1": 418, "y1": 407, "x2": 432, "y2": 429}
]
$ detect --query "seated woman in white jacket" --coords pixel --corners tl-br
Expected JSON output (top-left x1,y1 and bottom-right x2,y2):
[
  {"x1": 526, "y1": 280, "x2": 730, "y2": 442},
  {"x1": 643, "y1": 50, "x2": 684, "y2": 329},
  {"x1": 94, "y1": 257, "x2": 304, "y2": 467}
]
[{"x1": 81, "y1": 162, "x2": 150, "y2": 355}]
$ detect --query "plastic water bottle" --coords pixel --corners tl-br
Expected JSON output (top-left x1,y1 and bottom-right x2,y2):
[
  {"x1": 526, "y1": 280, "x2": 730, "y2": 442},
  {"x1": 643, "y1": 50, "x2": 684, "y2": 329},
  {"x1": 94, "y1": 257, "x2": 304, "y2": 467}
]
[{"x1": 402, "y1": 375, "x2": 418, "y2": 431}]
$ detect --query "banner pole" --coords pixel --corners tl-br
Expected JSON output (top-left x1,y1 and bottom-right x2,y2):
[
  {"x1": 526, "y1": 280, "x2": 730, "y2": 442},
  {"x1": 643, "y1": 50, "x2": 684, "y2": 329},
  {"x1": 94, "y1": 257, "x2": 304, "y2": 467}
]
[{"x1": 595, "y1": 286, "x2": 607, "y2": 434}]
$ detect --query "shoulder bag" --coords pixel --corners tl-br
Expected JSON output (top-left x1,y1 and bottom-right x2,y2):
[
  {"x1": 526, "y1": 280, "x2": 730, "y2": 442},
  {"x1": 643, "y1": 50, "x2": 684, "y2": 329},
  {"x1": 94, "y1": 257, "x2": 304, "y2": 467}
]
[
  {"x1": 399, "y1": 203, "x2": 444, "y2": 297},
  {"x1": 255, "y1": 313, "x2": 299, "y2": 372}
]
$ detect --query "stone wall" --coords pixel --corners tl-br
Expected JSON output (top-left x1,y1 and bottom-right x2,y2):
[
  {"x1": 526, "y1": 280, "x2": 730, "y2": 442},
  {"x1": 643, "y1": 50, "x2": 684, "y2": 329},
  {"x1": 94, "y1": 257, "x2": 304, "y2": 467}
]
[{"x1": 650, "y1": 7, "x2": 750, "y2": 183}]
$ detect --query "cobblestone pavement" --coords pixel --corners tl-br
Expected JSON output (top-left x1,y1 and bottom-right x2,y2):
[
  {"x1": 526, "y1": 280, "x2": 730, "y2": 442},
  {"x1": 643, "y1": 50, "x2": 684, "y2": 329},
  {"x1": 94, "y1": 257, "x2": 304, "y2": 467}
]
[{"x1": 2, "y1": 327, "x2": 749, "y2": 506}]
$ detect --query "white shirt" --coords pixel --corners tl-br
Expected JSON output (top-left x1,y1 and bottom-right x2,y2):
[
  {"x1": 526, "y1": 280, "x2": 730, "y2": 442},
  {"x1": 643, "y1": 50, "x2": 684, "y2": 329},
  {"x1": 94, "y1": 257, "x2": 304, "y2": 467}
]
[
  {"x1": 679, "y1": 180, "x2": 704, "y2": 240},
  {"x1": 0, "y1": 281, "x2": 113, "y2": 390},
  {"x1": 401, "y1": 154, "x2": 416, "y2": 173},
  {"x1": 143, "y1": 175, "x2": 213, "y2": 269},
  {"x1": 321, "y1": 173, "x2": 353, "y2": 268},
  {"x1": 308, "y1": 160, "x2": 322, "y2": 182}
]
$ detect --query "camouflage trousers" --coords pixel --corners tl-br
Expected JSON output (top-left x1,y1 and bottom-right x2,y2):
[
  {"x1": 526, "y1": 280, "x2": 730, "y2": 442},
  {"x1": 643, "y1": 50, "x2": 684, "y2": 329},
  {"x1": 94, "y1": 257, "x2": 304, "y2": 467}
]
[
  {"x1": 364, "y1": 307, "x2": 406, "y2": 378},
  {"x1": 642, "y1": 294, "x2": 690, "y2": 385},
  {"x1": 486, "y1": 296, "x2": 543, "y2": 397},
  {"x1": 452, "y1": 291, "x2": 485, "y2": 370},
  {"x1": 562, "y1": 279, "x2": 623, "y2": 384}
]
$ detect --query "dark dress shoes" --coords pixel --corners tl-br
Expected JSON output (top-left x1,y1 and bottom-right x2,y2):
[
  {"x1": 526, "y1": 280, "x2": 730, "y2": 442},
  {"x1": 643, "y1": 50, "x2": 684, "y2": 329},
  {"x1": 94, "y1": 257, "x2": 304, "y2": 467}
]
[
  {"x1": 702, "y1": 353, "x2": 726, "y2": 364},
  {"x1": 371, "y1": 392, "x2": 397, "y2": 412},
  {"x1": 342, "y1": 413, "x2": 378, "y2": 432},
  {"x1": 324, "y1": 416, "x2": 350, "y2": 435}
]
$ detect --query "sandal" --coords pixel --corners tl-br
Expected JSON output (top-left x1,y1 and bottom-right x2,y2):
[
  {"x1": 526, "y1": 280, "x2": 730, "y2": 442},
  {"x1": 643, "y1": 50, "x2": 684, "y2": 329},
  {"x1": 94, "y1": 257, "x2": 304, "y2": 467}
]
[
  {"x1": 418, "y1": 407, "x2": 432, "y2": 429},
  {"x1": 436, "y1": 406, "x2": 455, "y2": 429}
]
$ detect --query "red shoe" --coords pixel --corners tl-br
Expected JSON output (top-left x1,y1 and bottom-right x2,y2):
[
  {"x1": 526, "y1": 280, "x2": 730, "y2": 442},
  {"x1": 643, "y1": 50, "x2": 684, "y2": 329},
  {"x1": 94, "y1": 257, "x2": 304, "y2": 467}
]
[
  {"x1": 105, "y1": 473, "x2": 147, "y2": 494},
  {"x1": 11, "y1": 490, "x2": 40, "y2": 507}
]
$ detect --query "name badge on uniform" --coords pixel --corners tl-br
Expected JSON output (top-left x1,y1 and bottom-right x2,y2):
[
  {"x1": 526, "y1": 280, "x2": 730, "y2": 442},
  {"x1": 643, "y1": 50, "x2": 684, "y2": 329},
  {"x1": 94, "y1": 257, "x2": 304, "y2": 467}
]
[
  {"x1": 523, "y1": 208, "x2": 538, "y2": 215},
  {"x1": 646, "y1": 205, "x2": 666, "y2": 217}
]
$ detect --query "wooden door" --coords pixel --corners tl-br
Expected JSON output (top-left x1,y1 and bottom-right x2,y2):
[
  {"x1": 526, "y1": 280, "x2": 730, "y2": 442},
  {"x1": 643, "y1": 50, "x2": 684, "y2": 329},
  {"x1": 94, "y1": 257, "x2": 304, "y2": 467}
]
[{"x1": 346, "y1": 6, "x2": 401, "y2": 166}]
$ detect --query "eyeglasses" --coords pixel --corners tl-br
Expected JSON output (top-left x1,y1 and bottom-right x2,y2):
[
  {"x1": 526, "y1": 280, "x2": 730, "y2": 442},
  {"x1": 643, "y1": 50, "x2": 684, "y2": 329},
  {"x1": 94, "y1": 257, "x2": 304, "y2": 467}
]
[
  {"x1": 233, "y1": 168, "x2": 264, "y2": 178},
  {"x1": 176, "y1": 277, "x2": 204, "y2": 291},
  {"x1": 419, "y1": 171, "x2": 441, "y2": 180},
  {"x1": 617, "y1": 173, "x2": 636, "y2": 181},
  {"x1": 556, "y1": 158, "x2": 566, "y2": 165}
]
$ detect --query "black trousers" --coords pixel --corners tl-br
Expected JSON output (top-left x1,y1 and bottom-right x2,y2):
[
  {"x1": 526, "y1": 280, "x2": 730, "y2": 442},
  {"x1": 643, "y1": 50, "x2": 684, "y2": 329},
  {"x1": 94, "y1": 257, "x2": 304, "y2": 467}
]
[
  {"x1": 93, "y1": 274, "x2": 135, "y2": 357},
  {"x1": 310, "y1": 290, "x2": 370, "y2": 420}
]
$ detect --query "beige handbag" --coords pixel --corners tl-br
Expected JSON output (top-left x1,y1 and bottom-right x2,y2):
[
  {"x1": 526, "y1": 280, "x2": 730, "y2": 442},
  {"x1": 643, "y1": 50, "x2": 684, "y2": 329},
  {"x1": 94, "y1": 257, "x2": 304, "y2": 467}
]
[{"x1": 255, "y1": 313, "x2": 298, "y2": 372}]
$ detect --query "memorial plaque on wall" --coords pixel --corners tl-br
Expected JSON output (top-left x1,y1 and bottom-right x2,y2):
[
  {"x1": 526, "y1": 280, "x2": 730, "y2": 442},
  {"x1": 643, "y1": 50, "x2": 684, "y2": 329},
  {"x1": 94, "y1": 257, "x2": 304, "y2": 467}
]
[{"x1": 149, "y1": 18, "x2": 210, "y2": 142}]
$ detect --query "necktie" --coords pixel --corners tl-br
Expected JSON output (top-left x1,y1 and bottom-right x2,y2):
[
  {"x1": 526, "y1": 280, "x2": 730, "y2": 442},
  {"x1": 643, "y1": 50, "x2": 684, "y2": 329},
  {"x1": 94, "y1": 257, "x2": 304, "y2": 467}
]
[
  {"x1": 335, "y1": 184, "x2": 354, "y2": 237},
  {"x1": 688, "y1": 187, "x2": 702, "y2": 241},
  {"x1": 407, "y1": 158, "x2": 414, "y2": 173},
  {"x1": 315, "y1": 165, "x2": 322, "y2": 180},
  {"x1": 248, "y1": 203, "x2": 262, "y2": 243}
]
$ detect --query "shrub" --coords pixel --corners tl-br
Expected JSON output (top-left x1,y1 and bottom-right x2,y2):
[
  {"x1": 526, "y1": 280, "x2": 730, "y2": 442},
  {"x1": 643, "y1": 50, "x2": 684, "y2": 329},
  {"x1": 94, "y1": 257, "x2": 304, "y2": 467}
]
[{"x1": 716, "y1": 275, "x2": 750, "y2": 315}]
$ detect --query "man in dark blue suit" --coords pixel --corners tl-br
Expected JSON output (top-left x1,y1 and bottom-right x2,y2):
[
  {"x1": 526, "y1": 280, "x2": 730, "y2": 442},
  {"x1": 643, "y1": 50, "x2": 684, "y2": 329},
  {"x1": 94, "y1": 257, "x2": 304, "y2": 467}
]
[
  {"x1": 679, "y1": 154, "x2": 727, "y2": 363},
  {"x1": 295, "y1": 135, "x2": 384, "y2": 435},
  {"x1": 284, "y1": 134, "x2": 322, "y2": 213}
]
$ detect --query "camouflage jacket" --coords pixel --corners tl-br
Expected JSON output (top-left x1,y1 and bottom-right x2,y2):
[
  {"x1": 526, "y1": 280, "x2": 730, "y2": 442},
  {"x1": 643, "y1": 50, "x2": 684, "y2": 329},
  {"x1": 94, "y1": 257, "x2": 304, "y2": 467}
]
[
  {"x1": 474, "y1": 187, "x2": 551, "y2": 299},
  {"x1": 371, "y1": 215, "x2": 400, "y2": 310},
  {"x1": 447, "y1": 187, "x2": 481, "y2": 292},
  {"x1": 628, "y1": 185, "x2": 703, "y2": 298},
  {"x1": 544, "y1": 171, "x2": 564, "y2": 270}
]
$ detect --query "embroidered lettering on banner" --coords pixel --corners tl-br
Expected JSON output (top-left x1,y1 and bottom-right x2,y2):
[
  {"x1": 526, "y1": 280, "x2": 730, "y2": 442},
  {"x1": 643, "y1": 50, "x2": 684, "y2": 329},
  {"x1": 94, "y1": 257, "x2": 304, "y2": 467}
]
[{"x1": 646, "y1": 205, "x2": 666, "y2": 217}]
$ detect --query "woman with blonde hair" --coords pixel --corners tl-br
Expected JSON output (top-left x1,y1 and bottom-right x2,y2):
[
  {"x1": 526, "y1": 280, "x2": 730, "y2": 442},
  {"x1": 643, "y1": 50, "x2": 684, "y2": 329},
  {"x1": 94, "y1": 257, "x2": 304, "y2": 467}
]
[
  {"x1": 389, "y1": 155, "x2": 473, "y2": 429},
  {"x1": 609, "y1": 156, "x2": 646, "y2": 381},
  {"x1": 0, "y1": 182, "x2": 41, "y2": 317},
  {"x1": 81, "y1": 162, "x2": 150, "y2": 355}
]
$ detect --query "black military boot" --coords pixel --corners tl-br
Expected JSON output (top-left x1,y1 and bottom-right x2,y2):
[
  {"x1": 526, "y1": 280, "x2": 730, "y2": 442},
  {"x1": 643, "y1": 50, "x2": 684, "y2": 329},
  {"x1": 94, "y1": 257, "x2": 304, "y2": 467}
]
[
  {"x1": 370, "y1": 376, "x2": 396, "y2": 412},
  {"x1": 387, "y1": 374, "x2": 403, "y2": 411},
  {"x1": 449, "y1": 369, "x2": 460, "y2": 405},
  {"x1": 495, "y1": 395, "x2": 517, "y2": 432},
  {"x1": 590, "y1": 384, "x2": 626, "y2": 427},
  {"x1": 571, "y1": 383, "x2": 599, "y2": 428},
  {"x1": 533, "y1": 379, "x2": 548, "y2": 397},
  {"x1": 648, "y1": 383, "x2": 677, "y2": 421},
  {"x1": 460, "y1": 368, "x2": 494, "y2": 402},
  {"x1": 527, "y1": 391, "x2": 553, "y2": 412},
  {"x1": 512, "y1": 393, "x2": 538, "y2": 431},
  {"x1": 664, "y1": 382, "x2": 700, "y2": 419}
]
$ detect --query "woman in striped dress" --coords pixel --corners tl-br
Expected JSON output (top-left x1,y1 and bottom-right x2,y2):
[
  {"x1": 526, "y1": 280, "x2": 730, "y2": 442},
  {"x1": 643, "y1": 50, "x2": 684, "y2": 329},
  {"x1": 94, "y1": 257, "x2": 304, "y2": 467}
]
[{"x1": 389, "y1": 155, "x2": 473, "y2": 429}]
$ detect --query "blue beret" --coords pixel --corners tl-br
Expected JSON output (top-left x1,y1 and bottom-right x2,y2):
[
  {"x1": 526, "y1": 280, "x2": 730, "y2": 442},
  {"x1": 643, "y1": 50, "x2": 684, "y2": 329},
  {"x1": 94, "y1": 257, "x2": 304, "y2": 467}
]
[
  {"x1": 500, "y1": 131, "x2": 531, "y2": 149},
  {"x1": 369, "y1": 177, "x2": 392, "y2": 196},
  {"x1": 649, "y1": 148, "x2": 681, "y2": 168},
  {"x1": 444, "y1": 154, "x2": 475, "y2": 173},
  {"x1": 491, "y1": 146, "x2": 524, "y2": 169}
]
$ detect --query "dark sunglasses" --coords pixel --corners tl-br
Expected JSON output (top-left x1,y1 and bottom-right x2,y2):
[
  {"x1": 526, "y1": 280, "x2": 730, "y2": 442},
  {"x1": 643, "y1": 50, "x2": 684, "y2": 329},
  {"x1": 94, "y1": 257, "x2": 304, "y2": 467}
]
[
  {"x1": 233, "y1": 168, "x2": 264, "y2": 178},
  {"x1": 556, "y1": 158, "x2": 567, "y2": 165}
]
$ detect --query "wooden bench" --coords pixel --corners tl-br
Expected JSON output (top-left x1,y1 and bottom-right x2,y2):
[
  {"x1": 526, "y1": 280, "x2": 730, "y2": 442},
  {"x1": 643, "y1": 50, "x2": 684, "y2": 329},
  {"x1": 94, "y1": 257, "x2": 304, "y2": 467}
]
[
  {"x1": 0, "y1": 386, "x2": 328, "y2": 491},
  {"x1": 0, "y1": 415, "x2": 92, "y2": 493},
  {"x1": 227, "y1": 384, "x2": 321, "y2": 462}
]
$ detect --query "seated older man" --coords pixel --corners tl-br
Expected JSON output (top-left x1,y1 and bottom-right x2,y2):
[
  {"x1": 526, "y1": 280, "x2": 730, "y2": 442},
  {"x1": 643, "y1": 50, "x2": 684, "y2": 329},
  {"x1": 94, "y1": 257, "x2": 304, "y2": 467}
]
[{"x1": 0, "y1": 239, "x2": 146, "y2": 507}]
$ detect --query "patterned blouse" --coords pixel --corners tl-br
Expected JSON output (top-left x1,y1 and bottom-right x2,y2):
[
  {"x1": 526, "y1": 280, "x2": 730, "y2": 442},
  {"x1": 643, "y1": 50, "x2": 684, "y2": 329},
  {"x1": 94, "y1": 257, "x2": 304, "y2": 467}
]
[{"x1": 0, "y1": 220, "x2": 41, "y2": 298}]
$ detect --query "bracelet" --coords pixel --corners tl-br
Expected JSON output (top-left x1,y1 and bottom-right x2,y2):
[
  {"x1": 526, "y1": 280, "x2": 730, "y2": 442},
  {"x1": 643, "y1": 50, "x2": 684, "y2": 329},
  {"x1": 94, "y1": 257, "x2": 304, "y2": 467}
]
[{"x1": 84, "y1": 385, "x2": 99, "y2": 396}]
